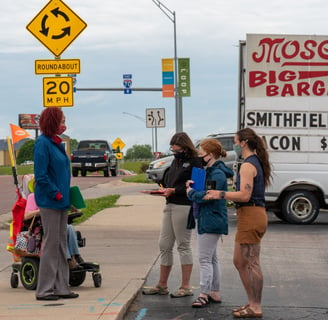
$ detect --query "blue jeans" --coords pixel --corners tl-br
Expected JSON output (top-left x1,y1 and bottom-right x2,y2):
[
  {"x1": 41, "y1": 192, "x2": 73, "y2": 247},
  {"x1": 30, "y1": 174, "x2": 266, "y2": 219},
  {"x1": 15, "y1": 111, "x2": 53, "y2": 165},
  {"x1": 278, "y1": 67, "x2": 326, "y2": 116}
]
[{"x1": 66, "y1": 224, "x2": 79, "y2": 259}]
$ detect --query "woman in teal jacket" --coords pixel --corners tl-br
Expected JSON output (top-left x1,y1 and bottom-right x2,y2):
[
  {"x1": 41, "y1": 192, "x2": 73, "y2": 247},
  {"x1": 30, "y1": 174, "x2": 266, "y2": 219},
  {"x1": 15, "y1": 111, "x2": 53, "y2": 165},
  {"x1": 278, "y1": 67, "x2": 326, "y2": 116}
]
[
  {"x1": 186, "y1": 138, "x2": 233, "y2": 308},
  {"x1": 34, "y1": 107, "x2": 78, "y2": 301}
]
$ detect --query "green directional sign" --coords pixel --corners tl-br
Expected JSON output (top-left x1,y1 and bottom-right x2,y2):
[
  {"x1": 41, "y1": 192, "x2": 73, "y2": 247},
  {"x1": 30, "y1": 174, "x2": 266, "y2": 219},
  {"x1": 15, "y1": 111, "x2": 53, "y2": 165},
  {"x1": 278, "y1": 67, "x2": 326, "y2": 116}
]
[{"x1": 178, "y1": 58, "x2": 191, "y2": 97}]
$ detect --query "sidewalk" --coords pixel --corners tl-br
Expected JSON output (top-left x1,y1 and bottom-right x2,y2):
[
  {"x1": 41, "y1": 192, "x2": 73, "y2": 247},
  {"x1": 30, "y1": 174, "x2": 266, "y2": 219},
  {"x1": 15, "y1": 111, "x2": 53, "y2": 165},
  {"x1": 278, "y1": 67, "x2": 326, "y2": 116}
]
[{"x1": 0, "y1": 184, "x2": 166, "y2": 320}]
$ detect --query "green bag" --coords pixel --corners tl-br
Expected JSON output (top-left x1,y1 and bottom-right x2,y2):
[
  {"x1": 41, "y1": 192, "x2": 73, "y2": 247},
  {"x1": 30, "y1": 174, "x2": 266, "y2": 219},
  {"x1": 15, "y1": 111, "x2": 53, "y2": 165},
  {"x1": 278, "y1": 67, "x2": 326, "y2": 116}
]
[{"x1": 70, "y1": 186, "x2": 86, "y2": 209}]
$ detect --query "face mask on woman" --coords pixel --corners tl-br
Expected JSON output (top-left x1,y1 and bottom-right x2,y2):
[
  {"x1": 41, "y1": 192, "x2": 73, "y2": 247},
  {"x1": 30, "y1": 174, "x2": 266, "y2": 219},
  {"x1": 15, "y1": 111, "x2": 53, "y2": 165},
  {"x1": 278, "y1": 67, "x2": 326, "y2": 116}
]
[
  {"x1": 174, "y1": 151, "x2": 186, "y2": 160},
  {"x1": 233, "y1": 144, "x2": 242, "y2": 157},
  {"x1": 200, "y1": 155, "x2": 210, "y2": 166},
  {"x1": 57, "y1": 125, "x2": 67, "y2": 135}
]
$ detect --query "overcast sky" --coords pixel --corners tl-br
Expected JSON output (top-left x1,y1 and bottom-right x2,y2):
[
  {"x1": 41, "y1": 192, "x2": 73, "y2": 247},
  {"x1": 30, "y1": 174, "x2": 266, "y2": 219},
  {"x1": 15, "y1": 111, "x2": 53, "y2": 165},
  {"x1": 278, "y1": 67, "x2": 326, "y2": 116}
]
[{"x1": 1, "y1": 0, "x2": 328, "y2": 153}]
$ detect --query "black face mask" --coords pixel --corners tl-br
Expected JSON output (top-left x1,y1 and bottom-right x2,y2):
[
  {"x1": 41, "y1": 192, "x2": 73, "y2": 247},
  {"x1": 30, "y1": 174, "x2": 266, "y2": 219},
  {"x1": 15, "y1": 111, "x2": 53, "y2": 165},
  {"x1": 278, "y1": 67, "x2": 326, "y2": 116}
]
[
  {"x1": 200, "y1": 156, "x2": 209, "y2": 166},
  {"x1": 174, "y1": 151, "x2": 186, "y2": 160}
]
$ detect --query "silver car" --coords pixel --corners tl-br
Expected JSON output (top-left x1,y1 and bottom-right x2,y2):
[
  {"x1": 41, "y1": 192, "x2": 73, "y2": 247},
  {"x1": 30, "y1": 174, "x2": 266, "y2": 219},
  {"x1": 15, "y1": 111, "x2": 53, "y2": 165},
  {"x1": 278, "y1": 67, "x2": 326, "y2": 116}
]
[{"x1": 146, "y1": 133, "x2": 236, "y2": 185}]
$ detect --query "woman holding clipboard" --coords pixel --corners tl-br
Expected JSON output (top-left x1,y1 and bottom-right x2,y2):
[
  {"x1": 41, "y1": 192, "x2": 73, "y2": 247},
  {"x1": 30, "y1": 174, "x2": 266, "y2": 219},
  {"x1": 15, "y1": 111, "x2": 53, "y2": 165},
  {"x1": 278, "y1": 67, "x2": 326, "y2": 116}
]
[
  {"x1": 186, "y1": 138, "x2": 233, "y2": 308},
  {"x1": 143, "y1": 132, "x2": 202, "y2": 298}
]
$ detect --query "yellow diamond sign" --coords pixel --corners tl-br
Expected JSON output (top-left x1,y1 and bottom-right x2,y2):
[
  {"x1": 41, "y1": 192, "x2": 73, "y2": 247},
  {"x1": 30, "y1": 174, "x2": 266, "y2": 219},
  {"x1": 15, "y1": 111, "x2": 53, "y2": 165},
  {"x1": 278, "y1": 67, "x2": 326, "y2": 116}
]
[
  {"x1": 26, "y1": 0, "x2": 87, "y2": 57},
  {"x1": 112, "y1": 138, "x2": 126, "y2": 151},
  {"x1": 115, "y1": 152, "x2": 123, "y2": 160}
]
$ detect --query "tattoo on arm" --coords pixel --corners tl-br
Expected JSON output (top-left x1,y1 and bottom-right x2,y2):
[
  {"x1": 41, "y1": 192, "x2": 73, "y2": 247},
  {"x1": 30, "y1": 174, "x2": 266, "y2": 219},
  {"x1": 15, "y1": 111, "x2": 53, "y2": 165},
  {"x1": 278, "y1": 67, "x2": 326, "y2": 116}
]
[{"x1": 244, "y1": 183, "x2": 252, "y2": 192}]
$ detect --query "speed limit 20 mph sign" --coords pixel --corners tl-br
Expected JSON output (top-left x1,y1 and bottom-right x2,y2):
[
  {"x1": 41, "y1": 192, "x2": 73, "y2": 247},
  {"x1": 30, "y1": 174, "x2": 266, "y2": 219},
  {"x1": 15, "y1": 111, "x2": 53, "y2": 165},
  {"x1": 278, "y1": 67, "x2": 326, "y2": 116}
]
[{"x1": 43, "y1": 76, "x2": 74, "y2": 107}]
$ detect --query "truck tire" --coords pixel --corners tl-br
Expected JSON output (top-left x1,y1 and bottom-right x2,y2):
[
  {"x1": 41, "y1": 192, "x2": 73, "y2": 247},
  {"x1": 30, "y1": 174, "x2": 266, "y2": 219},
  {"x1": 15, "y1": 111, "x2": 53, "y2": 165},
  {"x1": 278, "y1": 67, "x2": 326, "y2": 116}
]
[
  {"x1": 104, "y1": 168, "x2": 109, "y2": 177},
  {"x1": 72, "y1": 168, "x2": 78, "y2": 177},
  {"x1": 282, "y1": 191, "x2": 319, "y2": 224},
  {"x1": 81, "y1": 169, "x2": 87, "y2": 177},
  {"x1": 273, "y1": 211, "x2": 287, "y2": 222},
  {"x1": 110, "y1": 168, "x2": 117, "y2": 177}
]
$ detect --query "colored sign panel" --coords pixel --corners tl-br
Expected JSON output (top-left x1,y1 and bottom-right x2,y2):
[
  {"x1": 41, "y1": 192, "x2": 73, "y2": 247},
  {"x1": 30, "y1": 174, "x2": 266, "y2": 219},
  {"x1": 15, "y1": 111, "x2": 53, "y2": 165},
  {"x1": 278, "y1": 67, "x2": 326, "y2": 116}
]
[
  {"x1": 162, "y1": 58, "x2": 174, "y2": 97},
  {"x1": 112, "y1": 137, "x2": 126, "y2": 150},
  {"x1": 162, "y1": 58, "x2": 174, "y2": 71},
  {"x1": 35, "y1": 59, "x2": 80, "y2": 74},
  {"x1": 178, "y1": 58, "x2": 190, "y2": 97},
  {"x1": 26, "y1": 0, "x2": 87, "y2": 57},
  {"x1": 43, "y1": 76, "x2": 74, "y2": 107}
]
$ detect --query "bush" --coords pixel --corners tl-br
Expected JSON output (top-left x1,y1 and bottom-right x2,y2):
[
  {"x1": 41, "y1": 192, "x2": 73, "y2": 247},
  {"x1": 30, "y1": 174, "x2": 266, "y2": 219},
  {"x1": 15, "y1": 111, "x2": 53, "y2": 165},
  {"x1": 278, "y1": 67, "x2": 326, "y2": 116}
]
[
  {"x1": 140, "y1": 163, "x2": 149, "y2": 173},
  {"x1": 120, "y1": 161, "x2": 150, "y2": 174}
]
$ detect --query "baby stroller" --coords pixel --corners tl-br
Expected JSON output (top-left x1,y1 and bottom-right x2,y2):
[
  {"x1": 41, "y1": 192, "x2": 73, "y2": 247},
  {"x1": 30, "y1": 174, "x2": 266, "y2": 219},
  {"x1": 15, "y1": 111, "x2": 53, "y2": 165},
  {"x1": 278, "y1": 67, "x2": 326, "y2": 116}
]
[{"x1": 8, "y1": 175, "x2": 102, "y2": 290}]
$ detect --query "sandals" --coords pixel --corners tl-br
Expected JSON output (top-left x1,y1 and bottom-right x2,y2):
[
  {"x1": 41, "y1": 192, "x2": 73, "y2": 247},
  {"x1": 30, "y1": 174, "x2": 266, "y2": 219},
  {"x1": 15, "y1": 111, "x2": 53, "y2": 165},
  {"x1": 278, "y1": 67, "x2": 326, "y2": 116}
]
[
  {"x1": 142, "y1": 285, "x2": 169, "y2": 295},
  {"x1": 170, "y1": 287, "x2": 193, "y2": 298},
  {"x1": 233, "y1": 306, "x2": 263, "y2": 318},
  {"x1": 192, "y1": 296, "x2": 209, "y2": 308},
  {"x1": 208, "y1": 295, "x2": 222, "y2": 303},
  {"x1": 232, "y1": 304, "x2": 249, "y2": 313}
]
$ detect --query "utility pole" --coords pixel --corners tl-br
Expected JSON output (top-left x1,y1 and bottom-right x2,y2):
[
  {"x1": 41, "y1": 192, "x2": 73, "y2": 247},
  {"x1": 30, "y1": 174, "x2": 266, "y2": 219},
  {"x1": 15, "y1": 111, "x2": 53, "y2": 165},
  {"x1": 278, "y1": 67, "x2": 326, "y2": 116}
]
[{"x1": 152, "y1": 0, "x2": 182, "y2": 133}]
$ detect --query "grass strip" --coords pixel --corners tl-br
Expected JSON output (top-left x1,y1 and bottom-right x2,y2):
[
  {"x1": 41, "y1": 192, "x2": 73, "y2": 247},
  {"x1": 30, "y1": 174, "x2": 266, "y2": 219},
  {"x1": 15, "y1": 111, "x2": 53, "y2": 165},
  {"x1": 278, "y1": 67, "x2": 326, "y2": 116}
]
[{"x1": 72, "y1": 194, "x2": 120, "y2": 225}]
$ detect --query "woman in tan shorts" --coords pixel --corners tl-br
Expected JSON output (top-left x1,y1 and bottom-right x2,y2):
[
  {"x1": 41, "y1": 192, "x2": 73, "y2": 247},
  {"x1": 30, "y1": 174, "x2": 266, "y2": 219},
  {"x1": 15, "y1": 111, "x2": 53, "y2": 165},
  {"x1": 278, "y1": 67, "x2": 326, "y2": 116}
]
[{"x1": 204, "y1": 128, "x2": 271, "y2": 318}]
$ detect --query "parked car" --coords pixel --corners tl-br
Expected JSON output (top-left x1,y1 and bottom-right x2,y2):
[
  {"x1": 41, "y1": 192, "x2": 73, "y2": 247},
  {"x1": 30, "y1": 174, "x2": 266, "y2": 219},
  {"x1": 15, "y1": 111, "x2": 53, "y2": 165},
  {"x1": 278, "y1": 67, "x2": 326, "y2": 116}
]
[{"x1": 146, "y1": 133, "x2": 236, "y2": 185}]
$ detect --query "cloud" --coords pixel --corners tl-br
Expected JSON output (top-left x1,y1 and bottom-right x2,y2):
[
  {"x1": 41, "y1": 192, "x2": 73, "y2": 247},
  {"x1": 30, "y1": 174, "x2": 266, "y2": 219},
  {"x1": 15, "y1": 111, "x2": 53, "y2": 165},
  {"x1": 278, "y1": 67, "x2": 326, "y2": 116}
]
[{"x1": 2, "y1": 0, "x2": 328, "y2": 151}]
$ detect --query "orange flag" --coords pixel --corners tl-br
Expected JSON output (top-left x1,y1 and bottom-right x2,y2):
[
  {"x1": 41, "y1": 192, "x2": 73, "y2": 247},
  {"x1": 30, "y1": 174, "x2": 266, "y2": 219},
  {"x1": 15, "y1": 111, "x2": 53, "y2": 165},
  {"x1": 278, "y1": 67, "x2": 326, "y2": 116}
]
[{"x1": 10, "y1": 124, "x2": 31, "y2": 144}]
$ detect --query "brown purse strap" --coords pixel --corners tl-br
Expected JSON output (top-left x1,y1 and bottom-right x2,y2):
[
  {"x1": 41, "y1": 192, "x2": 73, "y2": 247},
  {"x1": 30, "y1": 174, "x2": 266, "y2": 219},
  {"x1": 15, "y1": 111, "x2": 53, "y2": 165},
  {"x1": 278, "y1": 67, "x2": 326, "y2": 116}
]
[{"x1": 28, "y1": 215, "x2": 36, "y2": 232}]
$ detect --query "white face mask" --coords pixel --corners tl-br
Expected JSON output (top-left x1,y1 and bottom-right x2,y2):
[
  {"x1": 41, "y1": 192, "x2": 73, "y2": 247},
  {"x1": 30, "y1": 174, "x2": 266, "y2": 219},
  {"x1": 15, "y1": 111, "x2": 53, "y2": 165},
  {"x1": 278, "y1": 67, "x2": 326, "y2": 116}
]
[{"x1": 233, "y1": 144, "x2": 242, "y2": 157}]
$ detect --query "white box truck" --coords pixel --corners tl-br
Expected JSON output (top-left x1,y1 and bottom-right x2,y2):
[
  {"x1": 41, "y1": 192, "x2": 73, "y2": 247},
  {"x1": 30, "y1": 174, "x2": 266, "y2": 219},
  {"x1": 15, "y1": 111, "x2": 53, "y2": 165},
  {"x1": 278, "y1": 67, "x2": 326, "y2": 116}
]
[{"x1": 238, "y1": 33, "x2": 328, "y2": 224}]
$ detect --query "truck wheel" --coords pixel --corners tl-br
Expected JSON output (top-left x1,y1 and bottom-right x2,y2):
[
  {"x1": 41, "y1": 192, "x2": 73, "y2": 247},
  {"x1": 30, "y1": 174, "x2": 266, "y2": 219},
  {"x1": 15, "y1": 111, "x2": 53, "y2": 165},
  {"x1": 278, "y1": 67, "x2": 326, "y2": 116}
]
[
  {"x1": 104, "y1": 168, "x2": 109, "y2": 177},
  {"x1": 282, "y1": 191, "x2": 319, "y2": 224},
  {"x1": 110, "y1": 168, "x2": 117, "y2": 177},
  {"x1": 72, "y1": 168, "x2": 78, "y2": 177},
  {"x1": 81, "y1": 169, "x2": 87, "y2": 177},
  {"x1": 273, "y1": 211, "x2": 287, "y2": 222}
]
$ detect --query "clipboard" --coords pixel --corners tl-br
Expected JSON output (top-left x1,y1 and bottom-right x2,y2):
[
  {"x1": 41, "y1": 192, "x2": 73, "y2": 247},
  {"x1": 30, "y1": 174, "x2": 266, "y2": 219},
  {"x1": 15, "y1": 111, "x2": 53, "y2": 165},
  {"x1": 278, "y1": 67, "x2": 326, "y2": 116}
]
[
  {"x1": 191, "y1": 167, "x2": 206, "y2": 191},
  {"x1": 140, "y1": 190, "x2": 165, "y2": 196}
]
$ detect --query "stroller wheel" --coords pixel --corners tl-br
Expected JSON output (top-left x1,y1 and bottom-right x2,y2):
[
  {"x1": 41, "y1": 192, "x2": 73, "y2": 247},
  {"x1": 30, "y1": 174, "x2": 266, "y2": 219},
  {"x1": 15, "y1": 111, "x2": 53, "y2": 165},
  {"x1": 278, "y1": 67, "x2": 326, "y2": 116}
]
[
  {"x1": 69, "y1": 270, "x2": 86, "y2": 287},
  {"x1": 92, "y1": 272, "x2": 102, "y2": 288},
  {"x1": 20, "y1": 257, "x2": 39, "y2": 290},
  {"x1": 10, "y1": 272, "x2": 19, "y2": 288}
]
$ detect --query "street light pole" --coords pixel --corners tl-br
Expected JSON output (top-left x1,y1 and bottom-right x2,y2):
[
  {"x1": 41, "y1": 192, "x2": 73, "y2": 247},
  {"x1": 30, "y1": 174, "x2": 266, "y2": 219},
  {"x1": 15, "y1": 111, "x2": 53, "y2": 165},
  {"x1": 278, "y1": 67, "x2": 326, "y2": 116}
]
[{"x1": 152, "y1": 0, "x2": 182, "y2": 133}]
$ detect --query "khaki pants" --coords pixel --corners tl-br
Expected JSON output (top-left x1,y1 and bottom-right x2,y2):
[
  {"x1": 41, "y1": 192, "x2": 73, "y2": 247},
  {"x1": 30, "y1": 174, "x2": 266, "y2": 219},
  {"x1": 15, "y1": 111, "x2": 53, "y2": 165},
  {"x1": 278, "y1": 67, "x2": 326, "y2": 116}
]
[{"x1": 159, "y1": 203, "x2": 193, "y2": 266}]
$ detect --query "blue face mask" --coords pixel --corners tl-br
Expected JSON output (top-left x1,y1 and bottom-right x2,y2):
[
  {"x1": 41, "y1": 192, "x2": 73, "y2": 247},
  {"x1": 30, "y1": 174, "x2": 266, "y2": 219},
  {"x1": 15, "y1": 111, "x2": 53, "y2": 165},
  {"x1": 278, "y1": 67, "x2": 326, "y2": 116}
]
[{"x1": 233, "y1": 144, "x2": 242, "y2": 157}]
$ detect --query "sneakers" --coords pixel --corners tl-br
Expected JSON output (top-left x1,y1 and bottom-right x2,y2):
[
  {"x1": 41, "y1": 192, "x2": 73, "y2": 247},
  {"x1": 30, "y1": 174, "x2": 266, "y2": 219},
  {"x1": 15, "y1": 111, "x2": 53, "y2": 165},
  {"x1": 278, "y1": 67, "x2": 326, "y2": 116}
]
[{"x1": 36, "y1": 292, "x2": 79, "y2": 300}]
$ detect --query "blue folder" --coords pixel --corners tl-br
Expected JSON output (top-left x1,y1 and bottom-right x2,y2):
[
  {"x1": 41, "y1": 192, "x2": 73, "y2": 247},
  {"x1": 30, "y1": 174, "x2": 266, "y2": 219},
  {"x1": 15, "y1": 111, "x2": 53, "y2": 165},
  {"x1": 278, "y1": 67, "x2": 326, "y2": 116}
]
[{"x1": 191, "y1": 167, "x2": 206, "y2": 191}]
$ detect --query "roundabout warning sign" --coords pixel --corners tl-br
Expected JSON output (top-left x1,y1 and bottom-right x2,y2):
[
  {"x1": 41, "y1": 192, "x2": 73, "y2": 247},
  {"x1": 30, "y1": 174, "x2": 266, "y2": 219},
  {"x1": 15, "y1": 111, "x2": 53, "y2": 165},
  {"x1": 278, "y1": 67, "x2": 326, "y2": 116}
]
[{"x1": 26, "y1": 0, "x2": 87, "y2": 56}]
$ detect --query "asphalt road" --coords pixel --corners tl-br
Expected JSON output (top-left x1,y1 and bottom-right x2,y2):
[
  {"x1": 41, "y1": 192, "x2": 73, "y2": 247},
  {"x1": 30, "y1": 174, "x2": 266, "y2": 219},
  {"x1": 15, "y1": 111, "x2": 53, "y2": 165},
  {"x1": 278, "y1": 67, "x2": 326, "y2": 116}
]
[{"x1": 123, "y1": 209, "x2": 328, "y2": 320}]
